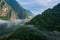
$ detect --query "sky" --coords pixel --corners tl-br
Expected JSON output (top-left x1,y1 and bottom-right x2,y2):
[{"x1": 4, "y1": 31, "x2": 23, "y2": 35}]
[{"x1": 16, "y1": 0, "x2": 60, "y2": 15}]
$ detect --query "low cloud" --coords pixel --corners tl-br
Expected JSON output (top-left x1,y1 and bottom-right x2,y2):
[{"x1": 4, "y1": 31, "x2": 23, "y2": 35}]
[{"x1": 0, "y1": 20, "x2": 9, "y2": 24}]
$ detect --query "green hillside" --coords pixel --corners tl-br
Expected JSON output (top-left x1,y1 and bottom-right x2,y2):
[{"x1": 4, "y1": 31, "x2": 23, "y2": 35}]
[
  {"x1": 26, "y1": 3, "x2": 60, "y2": 31},
  {"x1": 1, "y1": 1, "x2": 60, "y2": 40},
  {"x1": 0, "y1": 25, "x2": 46, "y2": 40}
]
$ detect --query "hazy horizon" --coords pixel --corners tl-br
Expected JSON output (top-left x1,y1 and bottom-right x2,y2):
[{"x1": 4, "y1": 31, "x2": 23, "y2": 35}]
[{"x1": 16, "y1": 0, "x2": 60, "y2": 15}]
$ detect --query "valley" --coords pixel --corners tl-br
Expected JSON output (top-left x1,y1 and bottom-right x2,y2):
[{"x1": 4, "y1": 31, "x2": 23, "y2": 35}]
[{"x1": 0, "y1": 0, "x2": 60, "y2": 40}]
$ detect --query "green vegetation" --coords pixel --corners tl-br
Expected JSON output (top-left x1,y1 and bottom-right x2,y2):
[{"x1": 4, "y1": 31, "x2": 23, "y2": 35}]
[
  {"x1": 0, "y1": 25, "x2": 47, "y2": 40},
  {"x1": 0, "y1": 1, "x2": 60, "y2": 40},
  {"x1": 26, "y1": 3, "x2": 60, "y2": 31},
  {"x1": 0, "y1": 23, "x2": 16, "y2": 36},
  {"x1": 0, "y1": 16, "x2": 8, "y2": 20},
  {"x1": 0, "y1": 25, "x2": 60, "y2": 40}
]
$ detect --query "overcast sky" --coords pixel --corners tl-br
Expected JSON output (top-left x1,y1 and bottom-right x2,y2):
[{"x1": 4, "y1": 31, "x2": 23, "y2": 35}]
[{"x1": 16, "y1": 0, "x2": 60, "y2": 15}]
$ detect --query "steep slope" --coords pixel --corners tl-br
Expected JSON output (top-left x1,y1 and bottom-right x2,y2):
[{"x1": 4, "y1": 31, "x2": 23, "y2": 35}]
[
  {"x1": 1, "y1": 26, "x2": 46, "y2": 40},
  {"x1": 1, "y1": 26, "x2": 60, "y2": 40},
  {"x1": 0, "y1": 0, "x2": 32, "y2": 20},
  {"x1": 26, "y1": 3, "x2": 60, "y2": 31}
]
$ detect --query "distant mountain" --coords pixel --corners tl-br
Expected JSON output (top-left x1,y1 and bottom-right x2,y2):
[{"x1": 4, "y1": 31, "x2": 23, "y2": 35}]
[
  {"x1": 26, "y1": 3, "x2": 60, "y2": 31},
  {"x1": 0, "y1": 0, "x2": 32, "y2": 20}
]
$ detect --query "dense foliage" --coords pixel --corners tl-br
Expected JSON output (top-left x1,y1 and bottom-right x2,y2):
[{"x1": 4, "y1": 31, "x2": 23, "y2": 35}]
[
  {"x1": 1, "y1": 25, "x2": 46, "y2": 40},
  {"x1": 26, "y1": 3, "x2": 60, "y2": 31},
  {"x1": 0, "y1": 2, "x2": 60, "y2": 40},
  {"x1": 0, "y1": 23, "x2": 17, "y2": 36},
  {"x1": 1, "y1": 25, "x2": 60, "y2": 40}
]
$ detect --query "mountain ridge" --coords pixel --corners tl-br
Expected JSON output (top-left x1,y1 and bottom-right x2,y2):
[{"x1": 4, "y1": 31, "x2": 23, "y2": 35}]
[
  {"x1": 26, "y1": 3, "x2": 60, "y2": 31},
  {"x1": 0, "y1": 0, "x2": 32, "y2": 20}
]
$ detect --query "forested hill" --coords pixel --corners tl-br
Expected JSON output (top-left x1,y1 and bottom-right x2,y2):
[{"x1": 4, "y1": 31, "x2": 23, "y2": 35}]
[{"x1": 26, "y1": 3, "x2": 60, "y2": 31}]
